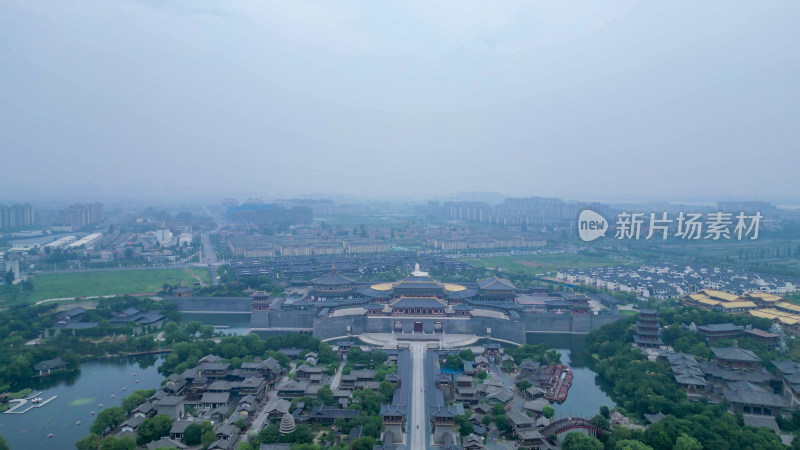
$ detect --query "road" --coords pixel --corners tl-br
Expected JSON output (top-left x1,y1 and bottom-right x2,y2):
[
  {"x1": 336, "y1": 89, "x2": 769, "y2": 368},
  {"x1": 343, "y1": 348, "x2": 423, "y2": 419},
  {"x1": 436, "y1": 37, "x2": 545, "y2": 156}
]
[
  {"x1": 330, "y1": 358, "x2": 346, "y2": 390},
  {"x1": 409, "y1": 342, "x2": 428, "y2": 450},
  {"x1": 200, "y1": 228, "x2": 220, "y2": 286}
]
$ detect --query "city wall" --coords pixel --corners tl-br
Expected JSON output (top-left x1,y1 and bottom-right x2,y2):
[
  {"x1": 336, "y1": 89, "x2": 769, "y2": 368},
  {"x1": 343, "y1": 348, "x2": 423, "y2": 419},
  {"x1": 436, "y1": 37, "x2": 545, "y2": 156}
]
[
  {"x1": 165, "y1": 297, "x2": 251, "y2": 312},
  {"x1": 522, "y1": 311, "x2": 626, "y2": 334},
  {"x1": 312, "y1": 315, "x2": 526, "y2": 344},
  {"x1": 167, "y1": 297, "x2": 626, "y2": 343}
]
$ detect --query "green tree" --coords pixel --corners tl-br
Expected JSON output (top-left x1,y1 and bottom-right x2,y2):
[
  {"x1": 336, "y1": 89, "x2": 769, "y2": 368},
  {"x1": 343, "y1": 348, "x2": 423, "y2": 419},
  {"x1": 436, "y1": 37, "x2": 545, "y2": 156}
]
[
  {"x1": 121, "y1": 389, "x2": 156, "y2": 413},
  {"x1": 371, "y1": 349, "x2": 388, "y2": 365},
  {"x1": 0, "y1": 435, "x2": 9, "y2": 450},
  {"x1": 615, "y1": 440, "x2": 654, "y2": 450},
  {"x1": 90, "y1": 407, "x2": 126, "y2": 435},
  {"x1": 185, "y1": 321, "x2": 202, "y2": 336},
  {"x1": 542, "y1": 405, "x2": 555, "y2": 419},
  {"x1": 182, "y1": 422, "x2": 213, "y2": 445},
  {"x1": 378, "y1": 380, "x2": 395, "y2": 403},
  {"x1": 100, "y1": 436, "x2": 118, "y2": 450},
  {"x1": 475, "y1": 370, "x2": 488, "y2": 381},
  {"x1": 562, "y1": 432, "x2": 603, "y2": 450},
  {"x1": 458, "y1": 421, "x2": 474, "y2": 436},
  {"x1": 317, "y1": 342, "x2": 337, "y2": 364},
  {"x1": 591, "y1": 414, "x2": 609, "y2": 430},
  {"x1": 444, "y1": 354, "x2": 463, "y2": 370},
  {"x1": 350, "y1": 437, "x2": 377, "y2": 450},
  {"x1": 458, "y1": 349, "x2": 475, "y2": 361},
  {"x1": 200, "y1": 325, "x2": 215, "y2": 338},
  {"x1": 316, "y1": 385, "x2": 336, "y2": 406},
  {"x1": 112, "y1": 435, "x2": 136, "y2": 450},
  {"x1": 201, "y1": 430, "x2": 217, "y2": 448},
  {"x1": 136, "y1": 414, "x2": 173, "y2": 445},
  {"x1": 674, "y1": 434, "x2": 702, "y2": 450},
  {"x1": 76, "y1": 433, "x2": 103, "y2": 450},
  {"x1": 491, "y1": 403, "x2": 505, "y2": 416}
]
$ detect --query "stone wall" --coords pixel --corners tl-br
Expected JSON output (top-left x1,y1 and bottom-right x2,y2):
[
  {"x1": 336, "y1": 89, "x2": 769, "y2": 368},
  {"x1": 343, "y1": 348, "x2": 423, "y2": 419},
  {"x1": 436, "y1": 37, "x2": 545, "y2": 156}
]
[
  {"x1": 165, "y1": 297, "x2": 251, "y2": 312},
  {"x1": 522, "y1": 311, "x2": 627, "y2": 334},
  {"x1": 312, "y1": 315, "x2": 526, "y2": 344},
  {"x1": 167, "y1": 296, "x2": 626, "y2": 341}
]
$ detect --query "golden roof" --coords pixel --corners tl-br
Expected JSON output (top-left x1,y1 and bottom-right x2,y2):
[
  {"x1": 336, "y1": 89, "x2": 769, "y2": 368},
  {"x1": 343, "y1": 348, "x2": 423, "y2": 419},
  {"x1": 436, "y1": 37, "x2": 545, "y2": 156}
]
[
  {"x1": 745, "y1": 292, "x2": 785, "y2": 302},
  {"x1": 749, "y1": 309, "x2": 800, "y2": 325},
  {"x1": 370, "y1": 283, "x2": 394, "y2": 291},
  {"x1": 700, "y1": 289, "x2": 740, "y2": 302},
  {"x1": 370, "y1": 280, "x2": 466, "y2": 292},
  {"x1": 697, "y1": 298, "x2": 721, "y2": 306},
  {"x1": 776, "y1": 302, "x2": 800, "y2": 313},
  {"x1": 443, "y1": 283, "x2": 467, "y2": 292},
  {"x1": 719, "y1": 301, "x2": 756, "y2": 309}
]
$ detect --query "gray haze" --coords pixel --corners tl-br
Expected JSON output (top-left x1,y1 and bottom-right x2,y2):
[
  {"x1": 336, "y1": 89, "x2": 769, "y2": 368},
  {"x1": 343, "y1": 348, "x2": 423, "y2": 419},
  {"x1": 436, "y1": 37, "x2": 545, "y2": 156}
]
[{"x1": 1, "y1": 1, "x2": 799, "y2": 203}]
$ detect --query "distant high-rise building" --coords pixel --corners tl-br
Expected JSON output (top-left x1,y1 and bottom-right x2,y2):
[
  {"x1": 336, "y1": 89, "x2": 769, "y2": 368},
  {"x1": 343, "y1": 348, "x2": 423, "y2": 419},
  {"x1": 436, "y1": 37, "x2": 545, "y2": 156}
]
[
  {"x1": 221, "y1": 198, "x2": 239, "y2": 211},
  {"x1": 444, "y1": 196, "x2": 612, "y2": 226},
  {"x1": 717, "y1": 201, "x2": 778, "y2": 215},
  {"x1": 0, "y1": 203, "x2": 34, "y2": 229},
  {"x1": 59, "y1": 202, "x2": 104, "y2": 227}
]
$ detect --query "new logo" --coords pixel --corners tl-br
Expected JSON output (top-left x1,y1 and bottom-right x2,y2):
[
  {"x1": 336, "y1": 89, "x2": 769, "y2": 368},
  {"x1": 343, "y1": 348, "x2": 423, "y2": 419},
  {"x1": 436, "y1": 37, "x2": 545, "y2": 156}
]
[{"x1": 578, "y1": 210, "x2": 608, "y2": 242}]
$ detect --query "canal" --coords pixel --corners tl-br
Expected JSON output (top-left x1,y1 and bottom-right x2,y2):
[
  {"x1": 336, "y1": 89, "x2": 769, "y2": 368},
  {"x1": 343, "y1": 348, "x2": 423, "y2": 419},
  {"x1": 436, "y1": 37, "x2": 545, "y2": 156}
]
[
  {"x1": 0, "y1": 356, "x2": 164, "y2": 450},
  {"x1": 180, "y1": 312, "x2": 251, "y2": 335},
  {"x1": 526, "y1": 333, "x2": 616, "y2": 419}
]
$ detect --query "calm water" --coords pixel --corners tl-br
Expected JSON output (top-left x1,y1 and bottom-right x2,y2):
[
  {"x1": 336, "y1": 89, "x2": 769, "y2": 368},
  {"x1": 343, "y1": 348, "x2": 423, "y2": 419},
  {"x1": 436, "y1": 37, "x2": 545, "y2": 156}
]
[
  {"x1": 526, "y1": 333, "x2": 616, "y2": 419},
  {"x1": 0, "y1": 356, "x2": 164, "y2": 450},
  {"x1": 180, "y1": 312, "x2": 251, "y2": 335}
]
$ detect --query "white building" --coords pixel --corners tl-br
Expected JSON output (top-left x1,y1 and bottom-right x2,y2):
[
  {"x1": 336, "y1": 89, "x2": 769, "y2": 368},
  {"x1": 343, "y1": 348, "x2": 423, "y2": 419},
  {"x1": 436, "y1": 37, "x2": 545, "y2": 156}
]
[{"x1": 156, "y1": 229, "x2": 174, "y2": 247}]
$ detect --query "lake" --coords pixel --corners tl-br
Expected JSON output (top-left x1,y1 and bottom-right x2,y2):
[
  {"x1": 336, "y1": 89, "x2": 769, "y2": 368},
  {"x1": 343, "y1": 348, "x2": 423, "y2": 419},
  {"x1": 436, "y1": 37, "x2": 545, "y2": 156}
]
[
  {"x1": 526, "y1": 333, "x2": 616, "y2": 419},
  {"x1": 0, "y1": 356, "x2": 164, "y2": 450},
  {"x1": 180, "y1": 312, "x2": 251, "y2": 335}
]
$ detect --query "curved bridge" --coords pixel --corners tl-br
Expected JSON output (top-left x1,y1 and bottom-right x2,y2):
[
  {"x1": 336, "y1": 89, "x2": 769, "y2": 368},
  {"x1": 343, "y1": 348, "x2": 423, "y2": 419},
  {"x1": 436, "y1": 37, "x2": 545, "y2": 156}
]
[{"x1": 542, "y1": 417, "x2": 604, "y2": 438}]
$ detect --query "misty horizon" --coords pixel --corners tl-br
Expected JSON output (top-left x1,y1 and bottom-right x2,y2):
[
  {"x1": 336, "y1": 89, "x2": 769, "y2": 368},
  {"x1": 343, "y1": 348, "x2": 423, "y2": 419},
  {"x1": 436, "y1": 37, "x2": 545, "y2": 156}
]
[{"x1": 2, "y1": 1, "x2": 799, "y2": 204}]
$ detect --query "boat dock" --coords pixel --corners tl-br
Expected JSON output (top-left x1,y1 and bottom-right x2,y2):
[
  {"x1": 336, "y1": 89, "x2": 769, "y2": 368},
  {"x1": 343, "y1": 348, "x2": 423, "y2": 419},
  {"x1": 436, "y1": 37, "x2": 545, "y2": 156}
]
[
  {"x1": 4, "y1": 392, "x2": 58, "y2": 414},
  {"x1": 543, "y1": 364, "x2": 574, "y2": 403}
]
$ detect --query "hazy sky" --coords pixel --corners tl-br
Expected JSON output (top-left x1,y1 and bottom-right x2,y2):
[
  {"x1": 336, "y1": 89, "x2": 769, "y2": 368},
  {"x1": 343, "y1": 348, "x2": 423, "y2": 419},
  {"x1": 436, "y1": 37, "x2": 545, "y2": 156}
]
[{"x1": 1, "y1": 1, "x2": 799, "y2": 203}]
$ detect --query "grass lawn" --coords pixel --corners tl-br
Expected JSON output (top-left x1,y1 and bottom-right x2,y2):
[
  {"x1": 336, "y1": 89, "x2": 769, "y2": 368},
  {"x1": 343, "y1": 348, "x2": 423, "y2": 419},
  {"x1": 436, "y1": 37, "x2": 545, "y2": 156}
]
[
  {"x1": 460, "y1": 253, "x2": 633, "y2": 276},
  {"x1": 620, "y1": 310, "x2": 638, "y2": 316},
  {"x1": 19, "y1": 267, "x2": 210, "y2": 303}
]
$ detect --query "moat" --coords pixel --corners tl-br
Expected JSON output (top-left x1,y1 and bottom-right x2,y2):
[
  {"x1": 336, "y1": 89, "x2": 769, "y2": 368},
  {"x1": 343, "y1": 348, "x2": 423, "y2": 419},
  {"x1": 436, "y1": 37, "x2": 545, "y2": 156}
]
[{"x1": 526, "y1": 333, "x2": 616, "y2": 418}]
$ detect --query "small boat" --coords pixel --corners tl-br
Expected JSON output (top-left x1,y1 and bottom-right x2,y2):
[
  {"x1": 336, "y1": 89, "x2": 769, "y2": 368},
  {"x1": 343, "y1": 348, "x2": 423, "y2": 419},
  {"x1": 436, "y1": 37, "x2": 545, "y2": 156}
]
[
  {"x1": 98, "y1": 403, "x2": 104, "y2": 408},
  {"x1": 32, "y1": 397, "x2": 42, "y2": 404},
  {"x1": 122, "y1": 387, "x2": 127, "y2": 391},
  {"x1": 90, "y1": 412, "x2": 95, "y2": 415},
  {"x1": 135, "y1": 380, "x2": 139, "y2": 384},
  {"x1": 133, "y1": 372, "x2": 137, "y2": 376},
  {"x1": 76, "y1": 421, "x2": 82, "y2": 425},
  {"x1": 47, "y1": 434, "x2": 53, "y2": 438},
  {"x1": 110, "y1": 394, "x2": 115, "y2": 399}
]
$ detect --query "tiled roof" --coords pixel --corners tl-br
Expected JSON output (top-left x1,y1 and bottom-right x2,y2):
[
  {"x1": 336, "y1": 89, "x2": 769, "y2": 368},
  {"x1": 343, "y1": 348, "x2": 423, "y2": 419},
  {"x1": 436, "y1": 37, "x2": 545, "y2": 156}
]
[
  {"x1": 311, "y1": 267, "x2": 354, "y2": 286},
  {"x1": 390, "y1": 297, "x2": 447, "y2": 309},
  {"x1": 711, "y1": 346, "x2": 761, "y2": 362},
  {"x1": 477, "y1": 277, "x2": 516, "y2": 291}
]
